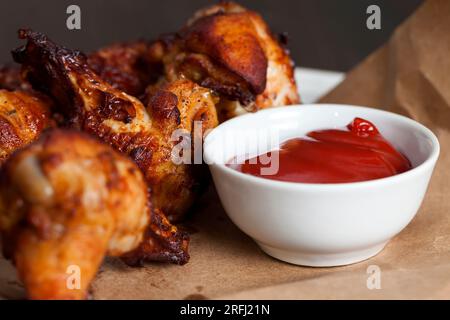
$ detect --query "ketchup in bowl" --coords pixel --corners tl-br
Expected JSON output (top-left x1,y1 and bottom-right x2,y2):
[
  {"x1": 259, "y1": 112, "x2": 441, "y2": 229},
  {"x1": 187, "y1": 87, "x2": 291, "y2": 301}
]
[{"x1": 228, "y1": 117, "x2": 412, "y2": 183}]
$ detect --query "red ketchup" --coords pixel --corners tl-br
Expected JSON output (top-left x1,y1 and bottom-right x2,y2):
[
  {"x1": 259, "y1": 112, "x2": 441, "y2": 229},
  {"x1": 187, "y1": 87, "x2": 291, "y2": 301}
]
[{"x1": 228, "y1": 117, "x2": 412, "y2": 183}]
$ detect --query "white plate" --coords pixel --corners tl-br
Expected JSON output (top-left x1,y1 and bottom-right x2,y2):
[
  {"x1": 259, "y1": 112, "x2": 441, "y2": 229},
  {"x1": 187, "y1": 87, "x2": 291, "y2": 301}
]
[{"x1": 295, "y1": 67, "x2": 344, "y2": 104}]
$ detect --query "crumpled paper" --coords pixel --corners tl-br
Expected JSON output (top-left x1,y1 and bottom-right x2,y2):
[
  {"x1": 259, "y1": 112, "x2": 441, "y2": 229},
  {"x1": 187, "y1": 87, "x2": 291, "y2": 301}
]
[{"x1": 1, "y1": 0, "x2": 449, "y2": 300}]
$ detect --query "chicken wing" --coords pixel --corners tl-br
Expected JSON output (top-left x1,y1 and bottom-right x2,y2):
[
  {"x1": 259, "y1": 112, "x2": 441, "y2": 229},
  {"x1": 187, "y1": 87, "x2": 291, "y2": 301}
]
[
  {"x1": 0, "y1": 89, "x2": 54, "y2": 164},
  {"x1": 144, "y1": 79, "x2": 219, "y2": 220},
  {"x1": 146, "y1": 1, "x2": 299, "y2": 120},
  {"x1": 0, "y1": 129, "x2": 150, "y2": 299}
]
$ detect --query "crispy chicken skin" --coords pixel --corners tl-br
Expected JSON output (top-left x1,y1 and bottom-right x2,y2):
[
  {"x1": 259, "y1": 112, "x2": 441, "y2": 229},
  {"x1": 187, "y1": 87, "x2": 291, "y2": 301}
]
[
  {"x1": 121, "y1": 207, "x2": 188, "y2": 266},
  {"x1": 144, "y1": 79, "x2": 219, "y2": 221},
  {"x1": 186, "y1": 1, "x2": 300, "y2": 114},
  {"x1": 181, "y1": 12, "x2": 268, "y2": 101},
  {"x1": 0, "y1": 129, "x2": 150, "y2": 299},
  {"x1": 145, "y1": 1, "x2": 299, "y2": 120},
  {"x1": 0, "y1": 89, "x2": 53, "y2": 164},
  {"x1": 88, "y1": 41, "x2": 163, "y2": 98}
]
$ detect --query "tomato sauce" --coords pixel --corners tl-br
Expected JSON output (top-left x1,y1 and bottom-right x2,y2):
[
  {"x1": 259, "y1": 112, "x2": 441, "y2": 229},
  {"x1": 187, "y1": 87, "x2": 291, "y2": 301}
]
[{"x1": 228, "y1": 117, "x2": 411, "y2": 183}]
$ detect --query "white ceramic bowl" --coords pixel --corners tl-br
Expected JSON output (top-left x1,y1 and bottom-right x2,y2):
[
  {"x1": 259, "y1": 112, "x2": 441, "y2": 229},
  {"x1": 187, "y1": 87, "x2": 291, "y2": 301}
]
[{"x1": 203, "y1": 104, "x2": 440, "y2": 267}]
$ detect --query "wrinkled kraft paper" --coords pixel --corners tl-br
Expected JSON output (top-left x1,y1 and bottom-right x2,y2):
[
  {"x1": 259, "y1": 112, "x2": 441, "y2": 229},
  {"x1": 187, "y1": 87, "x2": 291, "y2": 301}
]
[{"x1": 1, "y1": 0, "x2": 449, "y2": 299}]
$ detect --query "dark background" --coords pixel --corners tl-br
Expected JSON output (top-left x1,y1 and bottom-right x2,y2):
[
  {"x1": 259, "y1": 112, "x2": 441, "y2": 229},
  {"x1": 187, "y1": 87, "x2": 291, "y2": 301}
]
[{"x1": 0, "y1": 0, "x2": 423, "y2": 71}]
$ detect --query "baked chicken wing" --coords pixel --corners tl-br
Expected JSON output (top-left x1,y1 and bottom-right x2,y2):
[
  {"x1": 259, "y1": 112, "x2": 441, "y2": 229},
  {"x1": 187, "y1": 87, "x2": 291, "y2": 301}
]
[
  {"x1": 0, "y1": 129, "x2": 150, "y2": 299},
  {"x1": 147, "y1": 1, "x2": 299, "y2": 120}
]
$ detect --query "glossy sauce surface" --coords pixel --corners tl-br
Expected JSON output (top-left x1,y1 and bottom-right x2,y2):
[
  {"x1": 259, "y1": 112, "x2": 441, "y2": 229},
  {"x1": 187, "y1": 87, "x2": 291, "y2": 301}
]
[{"x1": 228, "y1": 118, "x2": 412, "y2": 183}]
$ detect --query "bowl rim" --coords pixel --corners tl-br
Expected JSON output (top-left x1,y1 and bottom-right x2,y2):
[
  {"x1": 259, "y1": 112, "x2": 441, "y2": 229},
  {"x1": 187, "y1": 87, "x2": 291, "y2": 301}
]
[{"x1": 203, "y1": 104, "x2": 440, "y2": 190}]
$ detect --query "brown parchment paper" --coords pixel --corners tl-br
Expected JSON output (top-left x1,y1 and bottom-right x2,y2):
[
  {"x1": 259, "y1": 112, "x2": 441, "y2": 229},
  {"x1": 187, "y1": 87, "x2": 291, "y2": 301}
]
[{"x1": 1, "y1": 0, "x2": 449, "y2": 300}]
